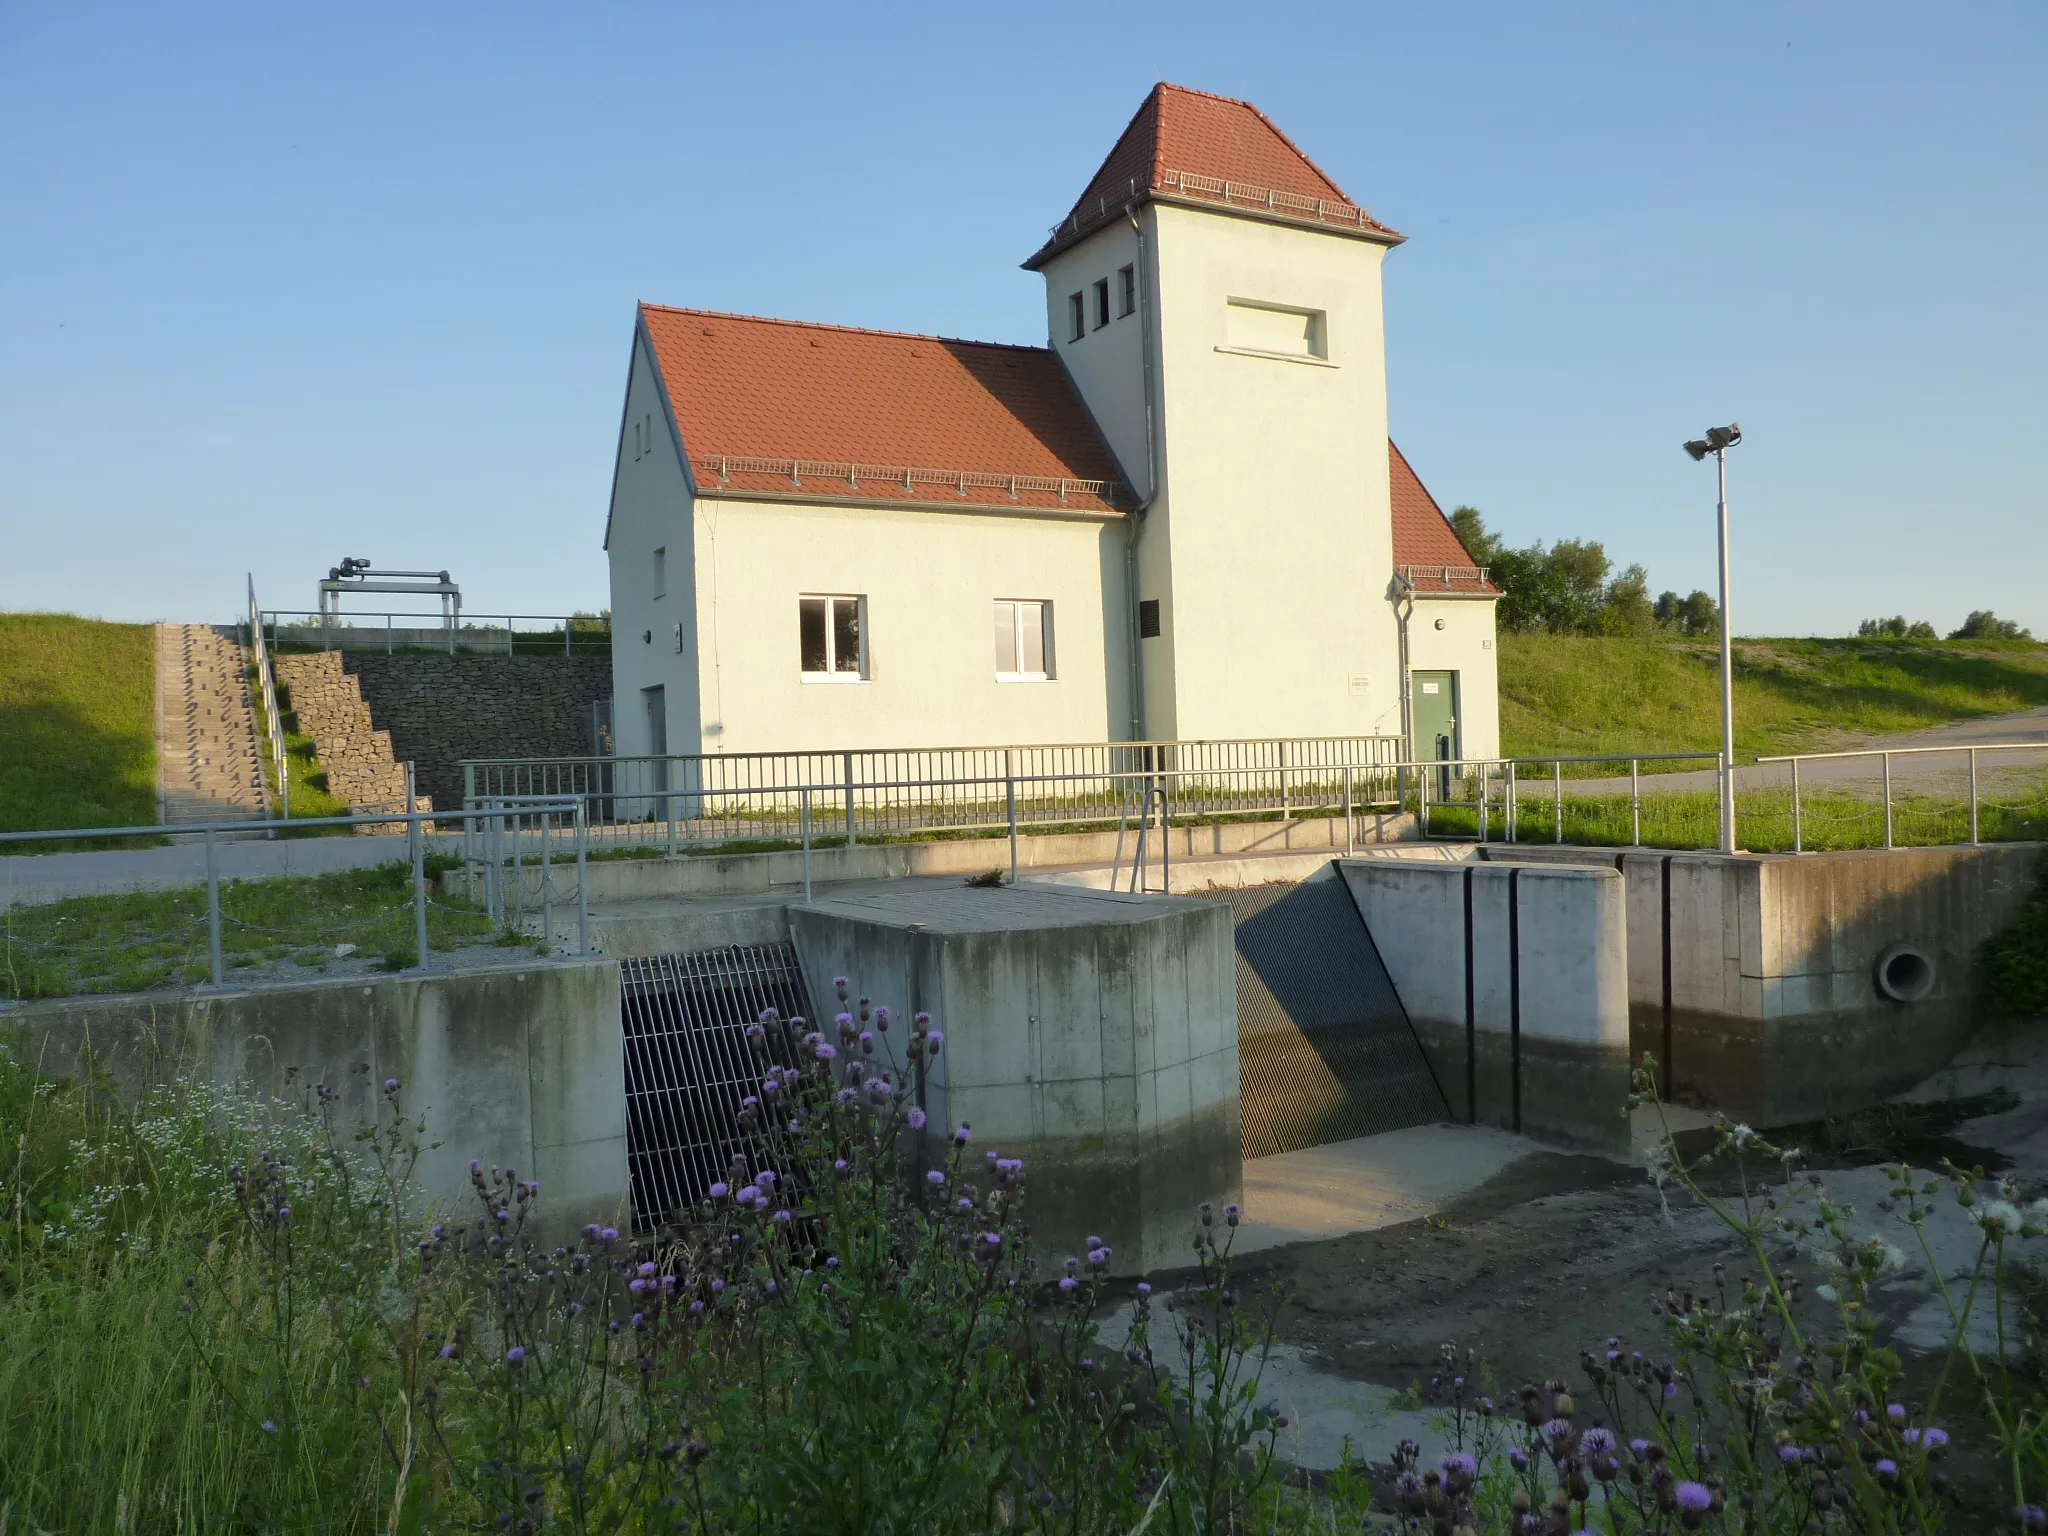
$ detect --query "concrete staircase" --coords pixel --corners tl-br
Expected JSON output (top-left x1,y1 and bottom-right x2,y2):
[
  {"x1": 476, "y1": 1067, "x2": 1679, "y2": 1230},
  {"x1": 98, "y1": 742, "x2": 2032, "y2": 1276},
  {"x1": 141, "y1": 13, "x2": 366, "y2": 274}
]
[
  {"x1": 156, "y1": 623, "x2": 270, "y2": 826},
  {"x1": 271, "y1": 650, "x2": 431, "y2": 829}
]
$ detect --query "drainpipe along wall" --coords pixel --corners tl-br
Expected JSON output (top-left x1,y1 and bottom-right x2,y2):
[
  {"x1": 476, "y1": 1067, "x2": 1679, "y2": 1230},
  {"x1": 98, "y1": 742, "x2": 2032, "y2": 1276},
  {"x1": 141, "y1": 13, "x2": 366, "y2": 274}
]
[{"x1": 1123, "y1": 203, "x2": 1159, "y2": 742}]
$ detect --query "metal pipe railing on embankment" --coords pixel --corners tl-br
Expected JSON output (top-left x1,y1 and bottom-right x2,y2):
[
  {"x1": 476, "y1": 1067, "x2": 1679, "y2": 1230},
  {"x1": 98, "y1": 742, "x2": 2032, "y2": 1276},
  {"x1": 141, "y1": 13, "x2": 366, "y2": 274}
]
[
  {"x1": 0, "y1": 800, "x2": 587, "y2": 989},
  {"x1": 1756, "y1": 741, "x2": 2048, "y2": 853},
  {"x1": 462, "y1": 736, "x2": 1405, "y2": 854}
]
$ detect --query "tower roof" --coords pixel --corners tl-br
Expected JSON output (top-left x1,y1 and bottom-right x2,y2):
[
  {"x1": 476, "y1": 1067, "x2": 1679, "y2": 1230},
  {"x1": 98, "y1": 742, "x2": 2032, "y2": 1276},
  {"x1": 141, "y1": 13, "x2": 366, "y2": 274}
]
[{"x1": 1025, "y1": 83, "x2": 1401, "y2": 268}]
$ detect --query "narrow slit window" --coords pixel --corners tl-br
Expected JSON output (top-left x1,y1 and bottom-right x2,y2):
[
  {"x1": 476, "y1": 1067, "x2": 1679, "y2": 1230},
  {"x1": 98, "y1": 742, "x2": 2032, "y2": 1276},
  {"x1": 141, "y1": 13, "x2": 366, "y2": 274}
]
[
  {"x1": 995, "y1": 600, "x2": 1053, "y2": 680},
  {"x1": 800, "y1": 595, "x2": 865, "y2": 679},
  {"x1": 1118, "y1": 265, "x2": 1136, "y2": 317},
  {"x1": 651, "y1": 545, "x2": 666, "y2": 599},
  {"x1": 1092, "y1": 278, "x2": 1110, "y2": 329},
  {"x1": 1068, "y1": 292, "x2": 1085, "y2": 342}
]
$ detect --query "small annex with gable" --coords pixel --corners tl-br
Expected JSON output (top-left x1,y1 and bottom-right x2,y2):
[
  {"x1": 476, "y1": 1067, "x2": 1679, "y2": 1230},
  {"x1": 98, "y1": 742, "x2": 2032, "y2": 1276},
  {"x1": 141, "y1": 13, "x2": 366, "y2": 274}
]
[{"x1": 605, "y1": 81, "x2": 1498, "y2": 763}]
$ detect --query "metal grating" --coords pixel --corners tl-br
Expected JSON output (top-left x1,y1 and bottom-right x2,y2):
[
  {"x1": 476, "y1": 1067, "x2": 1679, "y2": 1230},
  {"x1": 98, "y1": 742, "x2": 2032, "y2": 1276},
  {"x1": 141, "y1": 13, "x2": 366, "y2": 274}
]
[
  {"x1": 619, "y1": 946, "x2": 814, "y2": 1229},
  {"x1": 1218, "y1": 881, "x2": 1449, "y2": 1160}
]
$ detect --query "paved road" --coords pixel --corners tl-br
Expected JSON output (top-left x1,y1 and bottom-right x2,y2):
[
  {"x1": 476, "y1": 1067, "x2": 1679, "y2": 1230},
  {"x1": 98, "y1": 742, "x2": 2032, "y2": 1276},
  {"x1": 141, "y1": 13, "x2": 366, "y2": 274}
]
[{"x1": 0, "y1": 833, "x2": 463, "y2": 910}]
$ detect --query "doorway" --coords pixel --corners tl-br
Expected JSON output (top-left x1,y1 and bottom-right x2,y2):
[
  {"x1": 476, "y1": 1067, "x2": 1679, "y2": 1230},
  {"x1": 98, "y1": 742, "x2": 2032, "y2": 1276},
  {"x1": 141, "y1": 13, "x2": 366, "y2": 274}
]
[{"x1": 1411, "y1": 671, "x2": 1459, "y2": 799}]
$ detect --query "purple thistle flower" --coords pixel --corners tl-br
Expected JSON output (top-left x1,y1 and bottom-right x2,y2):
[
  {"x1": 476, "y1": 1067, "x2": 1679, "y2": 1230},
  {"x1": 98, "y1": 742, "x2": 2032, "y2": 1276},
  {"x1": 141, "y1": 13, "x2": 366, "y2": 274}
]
[
  {"x1": 1674, "y1": 1482, "x2": 1713, "y2": 1511},
  {"x1": 261, "y1": 1419, "x2": 278, "y2": 1433},
  {"x1": 629, "y1": 1278, "x2": 646, "y2": 1294},
  {"x1": 926, "y1": 1170, "x2": 945, "y2": 1187},
  {"x1": 710, "y1": 1278, "x2": 725, "y2": 1293},
  {"x1": 1057, "y1": 1276, "x2": 1078, "y2": 1293},
  {"x1": 826, "y1": 1255, "x2": 840, "y2": 1268},
  {"x1": 874, "y1": 1006, "x2": 890, "y2": 1027},
  {"x1": 1887, "y1": 1403, "x2": 1908, "y2": 1424},
  {"x1": 866, "y1": 1078, "x2": 893, "y2": 1101},
  {"x1": 689, "y1": 1299, "x2": 705, "y2": 1314},
  {"x1": 1508, "y1": 1448, "x2": 1530, "y2": 1471},
  {"x1": 736, "y1": 1185, "x2": 760, "y2": 1205},
  {"x1": 600, "y1": 1227, "x2": 618, "y2": 1242},
  {"x1": 1441, "y1": 1452, "x2": 1477, "y2": 1478},
  {"x1": 1778, "y1": 1444, "x2": 1803, "y2": 1465},
  {"x1": 833, "y1": 1158, "x2": 848, "y2": 1173},
  {"x1": 1541, "y1": 1417, "x2": 1573, "y2": 1446},
  {"x1": 1580, "y1": 1428, "x2": 1616, "y2": 1457},
  {"x1": 773, "y1": 1209, "x2": 792, "y2": 1225},
  {"x1": 1137, "y1": 1281, "x2": 1151, "y2": 1296},
  {"x1": 953, "y1": 1123, "x2": 970, "y2": 1144},
  {"x1": 1223, "y1": 1202, "x2": 1240, "y2": 1227},
  {"x1": 505, "y1": 1346, "x2": 526, "y2": 1364},
  {"x1": 907, "y1": 1107, "x2": 927, "y2": 1129},
  {"x1": 927, "y1": 1030, "x2": 944, "y2": 1052},
  {"x1": 384, "y1": 1077, "x2": 398, "y2": 1091},
  {"x1": 1875, "y1": 1458, "x2": 1898, "y2": 1479},
  {"x1": 815, "y1": 1042, "x2": 837, "y2": 1061},
  {"x1": 1908, "y1": 1426, "x2": 1950, "y2": 1450},
  {"x1": 708, "y1": 1181, "x2": 729, "y2": 1200}
]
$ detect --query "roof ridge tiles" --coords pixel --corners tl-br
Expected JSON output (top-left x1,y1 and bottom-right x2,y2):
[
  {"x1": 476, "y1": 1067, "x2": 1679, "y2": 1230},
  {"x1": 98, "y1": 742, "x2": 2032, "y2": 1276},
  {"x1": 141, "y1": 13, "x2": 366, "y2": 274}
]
[{"x1": 639, "y1": 303, "x2": 1050, "y2": 356}]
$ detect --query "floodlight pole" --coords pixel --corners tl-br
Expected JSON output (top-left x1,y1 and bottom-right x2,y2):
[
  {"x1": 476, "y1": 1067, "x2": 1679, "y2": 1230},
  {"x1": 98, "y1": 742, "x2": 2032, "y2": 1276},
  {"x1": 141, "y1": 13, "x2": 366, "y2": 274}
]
[{"x1": 1714, "y1": 446, "x2": 1736, "y2": 854}]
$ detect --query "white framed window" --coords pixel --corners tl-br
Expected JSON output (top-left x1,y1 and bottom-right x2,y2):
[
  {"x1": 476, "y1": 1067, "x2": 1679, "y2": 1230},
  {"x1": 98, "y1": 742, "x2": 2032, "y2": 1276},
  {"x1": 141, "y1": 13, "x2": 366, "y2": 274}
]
[
  {"x1": 652, "y1": 545, "x2": 666, "y2": 599},
  {"x1": 1067, "y1": 292, "x2": 1085, "y2": 342},
  {"x1": 994, "y1": 600, "x2": 1053, "y2": 681},
  {"x1": 1118, "y1": 265, "x2": 1136, "y2": 317},
  {"x1": 800, "y1": 595, "x2": 866, "y2": 680}
]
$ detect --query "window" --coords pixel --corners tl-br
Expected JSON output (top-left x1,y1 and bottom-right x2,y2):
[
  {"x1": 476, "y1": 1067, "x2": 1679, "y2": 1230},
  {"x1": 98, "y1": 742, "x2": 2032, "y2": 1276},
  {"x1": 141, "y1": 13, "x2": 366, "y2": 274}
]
[
  {"x1": 1138, "y1": 598, "x2": 1161, "y2": 639},
  {"x1": 1118, "y1": 265, "x2": 1136, "y2": 317},
  {"x1": 1092, "y1": 278, "x2": 1110, "y2": 330},
  {"x1": 994, "y1": 600, "x2": 1053, "y2": 680},
  {"x1": 1067, "y1": 292, "x2": 1085, "y2": 342},
  {"x1": 651, "y1": 545, "x2": 666, "y2": 599},
  {"x1": 799, "y1": 595, "x2": 865, "y2": 679},
  {"x1": 1223, "y1": 299, "x2": 1327, "y2": 359}
]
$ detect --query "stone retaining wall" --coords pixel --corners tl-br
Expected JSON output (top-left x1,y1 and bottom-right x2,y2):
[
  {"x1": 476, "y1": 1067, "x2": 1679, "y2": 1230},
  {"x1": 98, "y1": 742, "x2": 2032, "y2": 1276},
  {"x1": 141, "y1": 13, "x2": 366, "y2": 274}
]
[{"x1": 341, "y1": 653, "x2": 612, "y2": 810}]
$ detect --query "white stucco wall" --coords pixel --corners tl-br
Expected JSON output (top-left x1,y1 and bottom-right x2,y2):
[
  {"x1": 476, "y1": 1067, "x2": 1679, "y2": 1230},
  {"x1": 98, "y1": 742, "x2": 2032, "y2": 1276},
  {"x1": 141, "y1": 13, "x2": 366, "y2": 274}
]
[
  {"x1": 683, "y1": 497, "x2": 1130, "y2": 754},
  {"x1": 1140, "y1": 204, "x2": 1402, "y2": 741},
  {"x1": 606, "y1": 328, "x2": 701, "y2": 759},
  {"x1": 1407, "y1": 596, "x2": 1501, "y2": 761}
]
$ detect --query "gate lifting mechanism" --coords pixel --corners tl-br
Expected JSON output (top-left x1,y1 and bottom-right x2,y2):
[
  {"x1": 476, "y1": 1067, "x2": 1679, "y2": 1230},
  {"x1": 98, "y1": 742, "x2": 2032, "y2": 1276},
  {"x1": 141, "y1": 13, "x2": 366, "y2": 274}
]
[{"x1": 318, "y1": 557, "x2": 463, "y2": 630}]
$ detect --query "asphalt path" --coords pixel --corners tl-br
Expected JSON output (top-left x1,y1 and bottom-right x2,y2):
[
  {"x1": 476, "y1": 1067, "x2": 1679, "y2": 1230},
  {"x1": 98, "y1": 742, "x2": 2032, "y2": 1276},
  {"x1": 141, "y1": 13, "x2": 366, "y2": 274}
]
[{"x1": 0, "y1": 833, "x2": 462, "y2": 910}]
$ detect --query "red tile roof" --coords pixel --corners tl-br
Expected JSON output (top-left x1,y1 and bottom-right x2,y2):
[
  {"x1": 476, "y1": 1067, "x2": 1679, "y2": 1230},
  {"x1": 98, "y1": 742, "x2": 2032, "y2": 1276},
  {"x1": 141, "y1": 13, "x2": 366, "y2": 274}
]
[
  {"x1": 1027, "y1": 83, "x2": 1400, "y2": 268},
  {"x1": 640, "y1": 305, "x2": 1129, "y2": 515},
  {"x1": 1389, "y1": 442, "x2": 1497, "y2": 594}
]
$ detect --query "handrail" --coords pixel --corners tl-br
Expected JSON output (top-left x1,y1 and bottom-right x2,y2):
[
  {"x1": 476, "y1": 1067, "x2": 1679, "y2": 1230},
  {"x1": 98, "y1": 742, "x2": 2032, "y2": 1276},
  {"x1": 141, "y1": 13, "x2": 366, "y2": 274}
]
[
  {"x1": 1756, "y1": 741, "x2": 2047, "y2": 764},
  {"x1": 260, "y1": 608, "x2": 610, "y2": 656},
  {"x1": 246, "y1": 575, "x2": 289, "y2": 818}
]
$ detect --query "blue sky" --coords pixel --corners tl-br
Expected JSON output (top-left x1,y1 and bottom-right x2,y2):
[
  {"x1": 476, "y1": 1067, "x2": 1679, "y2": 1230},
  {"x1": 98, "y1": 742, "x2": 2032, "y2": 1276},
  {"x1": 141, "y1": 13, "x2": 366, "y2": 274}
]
[{"x1": 2, "y1": 2, "x2": 2042, "y2": 636}]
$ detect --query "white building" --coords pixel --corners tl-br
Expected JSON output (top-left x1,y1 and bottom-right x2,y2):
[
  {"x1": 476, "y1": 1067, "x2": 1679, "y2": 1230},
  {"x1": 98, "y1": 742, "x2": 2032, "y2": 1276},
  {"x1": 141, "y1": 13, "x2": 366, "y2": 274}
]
[{"x1": 604, "y1": 83, "x2": 1498, "y2": 765}]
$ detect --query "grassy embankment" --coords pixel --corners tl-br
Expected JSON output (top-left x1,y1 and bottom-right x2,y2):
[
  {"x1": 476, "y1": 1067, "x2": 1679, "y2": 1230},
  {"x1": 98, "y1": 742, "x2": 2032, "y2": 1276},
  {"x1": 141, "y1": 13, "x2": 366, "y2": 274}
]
[
  {"x1": 0, "y1": 613, "x2": 160, "y2": 847},
  {"x1": 1498, "y1": 633, "x2": 2048, "y2": 762},
  {"x1": 1447, "y1": 634, "x2": 2048, "y2": 850}
]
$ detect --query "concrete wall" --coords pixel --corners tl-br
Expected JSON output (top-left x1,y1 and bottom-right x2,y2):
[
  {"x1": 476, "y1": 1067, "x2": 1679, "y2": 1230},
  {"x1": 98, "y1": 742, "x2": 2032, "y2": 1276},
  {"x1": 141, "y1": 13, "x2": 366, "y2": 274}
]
[
  {"x1": 3, "y1": 959, "x2": 628, "y2": 1242},
  {"x1": 1338, "y1": 858, "x2": 1632, "y2": 1153},
  {"x1": 343, "y1": 653, "x2": 611, "y2": 810},
  {"x1": 1615, "y1": 844, "x2": 2043, "y2": 1125},
  {"x1": 786, "y1": 883, "x2": 1240, "y2": 1274}
]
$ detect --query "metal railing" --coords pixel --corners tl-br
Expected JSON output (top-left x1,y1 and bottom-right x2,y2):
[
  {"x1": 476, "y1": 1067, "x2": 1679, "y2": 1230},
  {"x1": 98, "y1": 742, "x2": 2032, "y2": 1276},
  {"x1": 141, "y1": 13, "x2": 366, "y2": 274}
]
[
  {"x1": 1406, "y1": 753, "x2": 1725, "y2": 848},
  {"x1": 692, "y1": 456, "x2": 1121, "y2": 511},
  {"x1": 1756, "y1": 742, "x2": 2048, "y2": 853},
  {"x1": 244, "y1": 575, "x2": 288, "y2": 817},
  {"x1": 0, "y1": 800, "x2": 588, "y2": 990},
  {"x1": 461, "y1": 736, "x2": 1406, "y2": 855},
  {"x1": 258, "y1": 609, "x2": 610, "y2": 655}
]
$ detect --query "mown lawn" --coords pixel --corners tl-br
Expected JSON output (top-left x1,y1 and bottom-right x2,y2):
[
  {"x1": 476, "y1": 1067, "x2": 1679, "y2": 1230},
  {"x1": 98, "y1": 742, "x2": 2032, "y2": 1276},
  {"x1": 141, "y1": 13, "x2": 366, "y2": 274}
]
[
  {"x1": 1499, "y1": 634, "x2": 2048, "y2": 763},
  {"x1": 0, "y1": 613, "x2": 158, "y2": 836}
]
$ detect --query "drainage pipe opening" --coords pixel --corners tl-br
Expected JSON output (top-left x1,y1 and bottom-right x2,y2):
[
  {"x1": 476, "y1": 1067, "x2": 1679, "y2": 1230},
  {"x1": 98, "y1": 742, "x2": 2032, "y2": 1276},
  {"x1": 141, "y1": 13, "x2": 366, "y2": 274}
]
[{"x1": 1875, "y1": 943, "x2": 1936, "y2": 1003}]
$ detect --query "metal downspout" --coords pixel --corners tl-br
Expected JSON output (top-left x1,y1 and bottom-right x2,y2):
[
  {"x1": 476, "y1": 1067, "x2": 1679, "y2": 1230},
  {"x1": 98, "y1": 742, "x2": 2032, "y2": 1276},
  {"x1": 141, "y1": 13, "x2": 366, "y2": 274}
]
[{"x1": 1124, "y1": 203, "x2": 1159, "y2": 742}]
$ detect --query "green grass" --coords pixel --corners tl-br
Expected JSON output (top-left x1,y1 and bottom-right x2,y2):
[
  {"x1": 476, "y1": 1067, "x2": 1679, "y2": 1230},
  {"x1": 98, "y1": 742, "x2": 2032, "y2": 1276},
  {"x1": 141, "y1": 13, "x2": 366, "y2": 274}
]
[
  {"x1": 1499, "y1": 633, "x2": 2048, "y2": 763},
  {"x1": 0, "y1": 858, "x2": 499, "y2": 1000},
  {"x1": 0, "y1": 612, "x2": 159, "y2": 841}
]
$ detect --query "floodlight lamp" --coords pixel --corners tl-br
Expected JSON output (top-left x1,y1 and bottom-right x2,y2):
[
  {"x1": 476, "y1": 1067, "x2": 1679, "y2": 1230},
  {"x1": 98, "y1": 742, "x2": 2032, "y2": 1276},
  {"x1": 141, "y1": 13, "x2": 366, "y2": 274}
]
[
  {"x1": 1705, "y1": 423, "x2": 1742, "y2": 450},
  {"x1": 1683, "y1": 439, "x2": 1711, "y2": 461}
]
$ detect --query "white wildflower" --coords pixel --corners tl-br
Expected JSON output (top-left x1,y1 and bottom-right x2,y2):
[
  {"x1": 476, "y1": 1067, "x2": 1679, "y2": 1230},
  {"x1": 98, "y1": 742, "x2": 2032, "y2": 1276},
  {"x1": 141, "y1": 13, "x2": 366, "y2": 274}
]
[
  {"x1": 1815, "y1": 1284, "x2": 1839, "y2": 1303},
  {"x1": 1977, "y1": 1199, "x2": 2024, "y2": 1236},
  {"x1": 1729, "y1": 1123, "x2": 1757, "y2": 1148}
]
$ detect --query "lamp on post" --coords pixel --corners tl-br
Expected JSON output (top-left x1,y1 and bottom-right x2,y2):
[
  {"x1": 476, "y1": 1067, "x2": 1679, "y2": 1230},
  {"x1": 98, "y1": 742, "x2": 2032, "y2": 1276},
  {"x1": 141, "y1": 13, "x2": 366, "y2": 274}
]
[{"x1": 1683, "y1": 423, "x2": 1742, "y2": 853}]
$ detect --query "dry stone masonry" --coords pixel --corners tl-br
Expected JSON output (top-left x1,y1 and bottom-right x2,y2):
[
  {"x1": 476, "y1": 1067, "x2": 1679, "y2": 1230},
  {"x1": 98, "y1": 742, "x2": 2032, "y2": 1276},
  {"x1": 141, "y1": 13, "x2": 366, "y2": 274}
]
[
  {"x1": 271, "y1": 651, "x2": 425, "y2": 827},
  {"x1": 156, "y1": 623, "x2": 269, "y2": 825},
  {"x1": 340, "y1": 653, "x2": 612, "y2": 810}
]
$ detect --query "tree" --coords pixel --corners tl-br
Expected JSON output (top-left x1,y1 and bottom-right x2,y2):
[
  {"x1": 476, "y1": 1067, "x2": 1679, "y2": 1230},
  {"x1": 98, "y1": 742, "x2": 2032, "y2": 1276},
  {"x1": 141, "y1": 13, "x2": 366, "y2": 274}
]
[
  {"x1": 1949, "y1": 610, "x2": 2033, "y2": 641},
  {"x1": 1654, "y1": 589, "x2": 1720, "y2": 637},
  {"x1": 1858, "y1": 616, "x2": 1937, "y2": 641}
]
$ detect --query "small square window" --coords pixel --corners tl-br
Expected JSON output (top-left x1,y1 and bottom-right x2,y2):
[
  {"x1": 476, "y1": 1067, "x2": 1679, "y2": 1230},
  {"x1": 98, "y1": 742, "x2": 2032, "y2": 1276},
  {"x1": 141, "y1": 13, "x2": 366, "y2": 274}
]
[
  {"x1": 1138, "y1": 599, "x2": 1161, "y2": 639},
  {"x1": 1092, "y1": 278, "x2": 1110, "y2": 330},
  {"x1": 995, "y1": 600, "x2": 1053, "y2": 680},
  {"x1": 1118, "y1": 265, "x2": 1136, "y2": 317},
  {"x1": 651, "y1": 545, "x2": 666, "y2": 600},
  {"x1": 1067, "y1": 292, "x2": 1085, "y2": 342},
  {"x1": 800, "y1": 595, "x2": 865, "y2": 679}
]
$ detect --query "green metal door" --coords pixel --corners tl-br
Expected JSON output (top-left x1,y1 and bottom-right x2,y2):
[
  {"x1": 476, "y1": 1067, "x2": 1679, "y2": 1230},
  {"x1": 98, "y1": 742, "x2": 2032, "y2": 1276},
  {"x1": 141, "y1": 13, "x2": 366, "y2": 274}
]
[{"x1": 1412, "y1": 671, "x2": 1459, "y2": 795}]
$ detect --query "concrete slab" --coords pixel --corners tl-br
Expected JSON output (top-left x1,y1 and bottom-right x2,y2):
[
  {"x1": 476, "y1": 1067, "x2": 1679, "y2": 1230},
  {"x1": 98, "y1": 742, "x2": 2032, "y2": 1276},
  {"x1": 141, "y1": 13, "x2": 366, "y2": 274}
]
[{"x1": 1233, "y1": 1123, "x2": 1539, "y2": 1256}]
